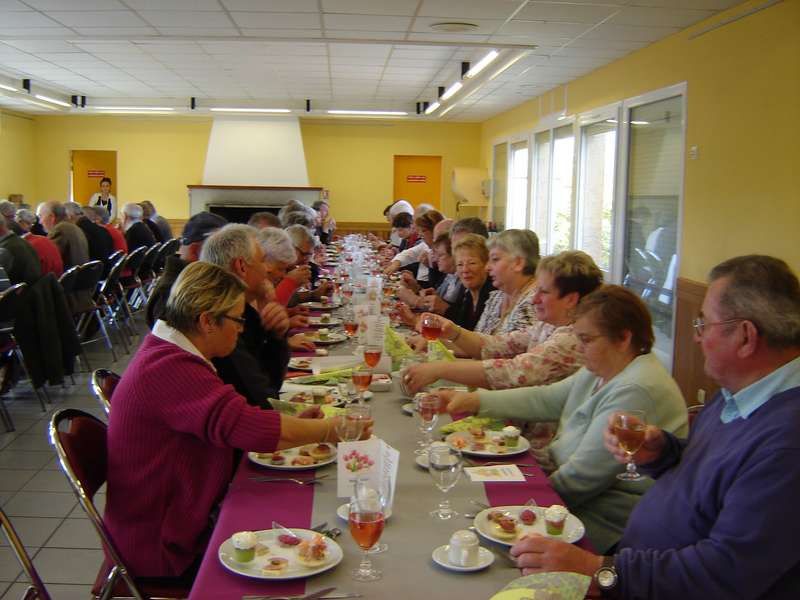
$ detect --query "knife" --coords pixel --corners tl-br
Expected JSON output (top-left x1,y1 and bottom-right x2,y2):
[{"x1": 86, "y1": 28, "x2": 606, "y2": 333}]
[{"x1": 300, "y1": 587, "x2": 337, "y2": 600}]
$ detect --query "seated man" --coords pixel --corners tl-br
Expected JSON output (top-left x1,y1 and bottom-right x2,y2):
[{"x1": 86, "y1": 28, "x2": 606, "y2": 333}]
[
  {"x1": 510, "y1": 254, "x2": 800, "y2": 600},
  {"x1": 37, "y1": 201, "x2": 89, "y2": 269},
  {"x1": 0, "y1": 214, "x2": 41, "y2": 284},
  {"x1": 280, "y1": 224, "x2": 331, "y2": 306},
  {"x1": 121, "y1": 202, "x2": 157, "y2": 251}
]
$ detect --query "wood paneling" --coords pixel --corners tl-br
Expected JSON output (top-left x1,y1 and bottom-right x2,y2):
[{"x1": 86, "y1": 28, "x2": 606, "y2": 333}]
[
  {"x1": 165, "y1": 219, "x2": 391, "y2": 241},
  {"x1": 673, "y1": 276, "x2": 719, "y2": 405}
]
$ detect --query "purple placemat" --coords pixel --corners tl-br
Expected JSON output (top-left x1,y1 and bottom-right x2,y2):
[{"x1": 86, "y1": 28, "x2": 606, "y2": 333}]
[{"x1": 188, "y1": 457, "x2": 317, "y2": 599}]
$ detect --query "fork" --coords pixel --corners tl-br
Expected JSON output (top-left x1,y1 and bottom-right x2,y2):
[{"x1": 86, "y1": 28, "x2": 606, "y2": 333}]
[{"x1": 250, "y1": 475, "x2": 328, "y2": 485}]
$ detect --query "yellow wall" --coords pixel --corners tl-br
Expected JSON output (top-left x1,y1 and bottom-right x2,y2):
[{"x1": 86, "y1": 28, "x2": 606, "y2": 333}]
[
  {"x1": 34, "y1": 115, "x2": 212, "y2": 219},
  {"x1": 301, "y1": 119, "x2": 482, "y2": 221},
  {"x1": 0, "y1": 110, "x2": 37, "y2": 201},
  {"x1": 481, "y1": 0, "x2": 800, "y2": 281}
]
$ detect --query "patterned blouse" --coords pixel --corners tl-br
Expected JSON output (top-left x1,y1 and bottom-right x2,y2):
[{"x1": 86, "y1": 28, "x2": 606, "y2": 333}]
[
  {"x1": 474, "y1": 287, "x2": 539, "y2": 336},
  {"x1": 479, "y1": 322, "x2": 583, "y2": 389}
]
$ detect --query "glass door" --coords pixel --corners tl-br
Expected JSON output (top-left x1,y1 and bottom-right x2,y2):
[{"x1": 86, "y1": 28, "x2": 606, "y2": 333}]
[
  {"x1": 549, "y1": 125, "x2": 575, "y2": 253},
  {"x1": 506, "y1": 140, "x2": 529, "y2": 229}
]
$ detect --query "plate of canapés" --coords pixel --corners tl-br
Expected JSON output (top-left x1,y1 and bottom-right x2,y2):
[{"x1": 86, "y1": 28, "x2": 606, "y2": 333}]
[
  {"x1": 307, "y1": 315, "x2": 342, "y2": 327},
  {"x1": 279, "y1": 388, "x2": 345, "y2": 407},
  {"x1": 300, "y1": 298, "x2": 341, "y2": 310},
  {"x1": 219, "y1": 528, "x2": 343, "y2": 580},
  {"x1": 445, "y1": 426, "x2": 531, "y2": 457},
  {"x1": 472, "y1": 505, "x2": 585, "y2": 546},
  {"x1": 248, "y1": 442, "x2": 337, "y2": 470},
  {"x1": 288, "y1": 357, "x2": 313, "y2": 371},
  {"x1": 305, "y1": 329, "x2": 348, "y2": 345}
]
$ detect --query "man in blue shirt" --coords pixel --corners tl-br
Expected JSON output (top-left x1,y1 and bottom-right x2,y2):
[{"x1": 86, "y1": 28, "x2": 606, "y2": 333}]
[{"x1": 508, "y1": 255, "x2": 800, "y2": 599}]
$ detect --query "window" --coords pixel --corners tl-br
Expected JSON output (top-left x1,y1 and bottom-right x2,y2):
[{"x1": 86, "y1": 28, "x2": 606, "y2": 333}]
[
  {"x1": 505, "y1": 140, "x2": 529, "y2": 229},
  {"x1": 550, "y1": 125, "x2": 575, "y2": 253},
  {"x1": 530, "y1": 130, "x2": 551, "y2": 250},
  {"x1": 577, "y1": 119, "x2": 617, "y2": 272},
  {"x1": 491, "y1": 142, "x2": 508, "y2": 230}
]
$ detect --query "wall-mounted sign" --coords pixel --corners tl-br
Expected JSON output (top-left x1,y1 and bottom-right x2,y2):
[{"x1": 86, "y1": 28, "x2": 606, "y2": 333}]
[
  {"x1": 87, "y1": 170, "x2": 105, "y2": 178},
  {"x1": 406, "y1": 175, "x2": 427, "y2": 183}
]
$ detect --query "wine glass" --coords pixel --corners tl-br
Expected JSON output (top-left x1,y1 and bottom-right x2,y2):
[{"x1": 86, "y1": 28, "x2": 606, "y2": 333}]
[
  {"x1": 342, "y1": 308, "x2": 359, "y2": 347},
  {"x1": 420, "y1": 314, "x2": 443, "y2": 341},
  {"x1": 363, "y1": 344, "x2": 382, "y2": 368},
  {"x1": 415, "y1": 393, "x2": 439, "y2": 456},
  {"x1": 428, "y1": 444, "x2": 463, "y2": 520},
  {"x1": 349, "y1": 480, "x2": 387, "y2": 582},
  {"x1": 613, "y1": 410, "x2": 647, "y2": 481},
  {"x1": 335, "y1": 405, "x2": 369, "y2": 441},
  {"x1": 351, "y1": 364, "x2": 373, "y2": 403}
]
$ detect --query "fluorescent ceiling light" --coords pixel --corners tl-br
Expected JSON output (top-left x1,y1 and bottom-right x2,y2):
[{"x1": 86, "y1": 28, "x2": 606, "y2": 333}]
[
  {"x1": 489, "y1": 53, "x2": 527, "y2": 81},
  {"x1": 210, "y1": 107, "x2": 291, "y2": 113},
  {"x1": 92, "y1": 110, "x2": 173, "y2": 115},
  {"x1": 424, "y1": 102, "x2": 440, "y2": 115},
  {"x1": 606, "y1": 119, "x2": 619, "y2": 124},
  {"x1": 439, "y1": 104, "x2": 456, "y2": 117},
  {"x1": 94, "y1": 106, "x2": 175, "y2": 111},
  {"x1": 34, "y1": 94, "x2": 70, "y2": 108},
  {"x1": 440, "y1": 81, "x2": 462, "y2": 101},
  {"x1": 327, "y1": 109, "x2": 407, "y2": 116},
  {"x1": 0, "y1": 83, "x2": 18, "y2": 92},
  {"x1": 465, "y1": 50, "x2": 499, "y2": 78},
  {"x1": 20, "y1": 97, "x2": 59, "y2": 110},
  {"x1": 631, "y1": 120, "x2": 650, "y2": 125}
]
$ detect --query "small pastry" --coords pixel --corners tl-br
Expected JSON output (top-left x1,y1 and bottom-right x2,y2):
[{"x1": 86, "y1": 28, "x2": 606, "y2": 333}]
[
  {"x1": 231, "y1": 531, "x2": 257, "y2": 563},
  {"x1": 545, "y1": 504, "x2": 569, "y2": 535}
]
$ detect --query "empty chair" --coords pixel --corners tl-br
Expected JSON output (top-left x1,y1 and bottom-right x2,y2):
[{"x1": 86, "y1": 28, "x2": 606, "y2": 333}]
[
  {"x1": 137, "y1": 243, "x2": 162, "y2": 301},
  {"x1": 97, "y1": 254, "x2": 133, "y2": 353},
  {"x1": 1, "y1": 507, "x2": 52, "y2": 600},
  {"x1": 119, "y1": 246, "x2": 148, "y2": 313},
  {"x1": 49, "y1": 408, "x2": 189, "y2": 600},
  {"x1": 91, "y1": 368, "x2": 120, "y2": 415},
  {"x1": 153, "y1": 238, "x2": 179, "y2": 276}
]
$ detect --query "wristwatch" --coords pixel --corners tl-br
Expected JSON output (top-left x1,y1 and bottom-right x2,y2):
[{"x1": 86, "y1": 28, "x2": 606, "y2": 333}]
[{"x1": 594, "y1": 555, "x2": 618, "y2": 595}]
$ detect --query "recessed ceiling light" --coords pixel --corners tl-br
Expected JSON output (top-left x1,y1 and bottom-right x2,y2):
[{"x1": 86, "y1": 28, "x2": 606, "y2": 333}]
[{"x1": 429, "y1": 22, "x2": 480, "y2": 33}]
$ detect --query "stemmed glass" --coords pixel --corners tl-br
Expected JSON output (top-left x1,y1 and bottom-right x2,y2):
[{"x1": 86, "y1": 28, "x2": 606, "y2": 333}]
[
  {"x1": 351, "y1": 364, "x2": 372, "y2": 403},
  {"x1": 613, "y1": 410, "x2": 647, "y2": 481},
  {"x1": 363, "y1": 344, "x2": 382, "y2": 368},
  {"x1": 415, "y1": 393, "x2": 439, "y2": 456},
  {"x1": 428, "y1": 444, "x2": 463, "y2": 520},
  {"x1": 335, "y1": 405, "x2": 369, "y2": 441},
  {"x1": 420, "y1": 314, "x2": 443, "y2": 359},
  {"x1": 342, "y1": 308, "x2": 359, "y2": 349},
  {"x1": 349, "y1": 479, "x2": 387, "y2": 582}
]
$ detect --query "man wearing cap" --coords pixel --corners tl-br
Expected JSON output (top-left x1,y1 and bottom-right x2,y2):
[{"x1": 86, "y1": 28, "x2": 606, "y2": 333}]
[{"x1": 145, "y1": 211, "x2": 227, "y2": 328}]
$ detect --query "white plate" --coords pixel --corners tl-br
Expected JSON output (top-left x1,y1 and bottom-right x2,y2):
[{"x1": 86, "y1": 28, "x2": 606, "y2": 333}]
[
  {"x1": 445, "y1": 432, "x2": 531, "y2": 458},
  {"x1": 301, "y1": 302, "x2": 341, "y2": 310},
  {"x1": 248, "y1": 444, "x2": 337, "y2": 471},
  {"x1": 336, "y1": 502, "x2": 393, "y2": 522},
  {"x1": 402, "y1": 402, "x2": 416, "y2": 415},
  {"x1": 307, "y1": 316, "x2": 342, "y2": 327},
  {"x1": 307, "y1": 332, "x2": 348, "y2": 345},
  {"x1": 279, "y1": 389, "x2": 344, "y2": 408},
  {"x1": 432, "y1": 545, "x2": 494, "y2": 572},
  {"x1": 472, "y1": 506, "x2": 585, "y2": 546},
  {"x1": 218, "y1": 528, "x2": 343, "y2": 580},
  {"x1": 288, "y1": 358, "x2": 313, "y2": 371},
  {"x1": 415, "y1": 454, "x2": 429, "y2": 469}
]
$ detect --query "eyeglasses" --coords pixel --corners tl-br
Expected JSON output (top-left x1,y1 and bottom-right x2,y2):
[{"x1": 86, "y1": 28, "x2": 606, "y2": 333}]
[
  {"x1": 691, "y1": 317, "x2": 744, "y2": 336},
  {"x1": 223, "y1": 314, "x2": 246, "y2": 327}
]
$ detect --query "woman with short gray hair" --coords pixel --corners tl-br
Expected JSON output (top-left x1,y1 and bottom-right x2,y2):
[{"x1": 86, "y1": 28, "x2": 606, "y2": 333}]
[
  {"x1": 475, "y1": 229, "x2": 541, "y2": 335},
  {"x1": 257, "y1": 226, "x2": 296, "y2": 285}
]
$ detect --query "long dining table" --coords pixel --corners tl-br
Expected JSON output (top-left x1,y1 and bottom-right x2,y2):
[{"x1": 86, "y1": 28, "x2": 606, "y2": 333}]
[{"x1": 188, "y1": 310, "x2": 591, "y2": 600}]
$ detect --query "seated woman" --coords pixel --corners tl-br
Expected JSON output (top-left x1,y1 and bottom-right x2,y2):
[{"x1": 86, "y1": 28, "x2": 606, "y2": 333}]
[
  {"x1": 439, "y1": 285, "x2": 688, "y2": 552},
  {"x1": 476, "y1": 229, "x2": 541, "y2": 335},
  {"x1": 384, "y1": 209, "x2": 444, "y2": 286},
  {"x1": 396, "y1": 232, "x2": 459, "y2": 320},
  {"x1": 403, "y1": 250, "x2": 603, "y2": 393},
  {"x1": 312, "y1": 200, "x2": 336, "y2": 244},
  {"x1": 105, "y1": 262, "x2": 370, "y2": 581}
]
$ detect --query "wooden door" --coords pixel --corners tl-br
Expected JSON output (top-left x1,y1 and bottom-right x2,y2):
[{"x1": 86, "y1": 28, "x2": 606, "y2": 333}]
[
  {"x1": 393, "y1": 155, "x2": 442, "y2": 209},
  {"x1": 71, "y1": 150, "x2": 117, "y2": 205}
]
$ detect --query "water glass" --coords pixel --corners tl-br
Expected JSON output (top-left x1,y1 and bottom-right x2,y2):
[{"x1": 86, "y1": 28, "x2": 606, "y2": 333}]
[{"x1": 428, "y1": 445, "x2": 463, "y2": 520}]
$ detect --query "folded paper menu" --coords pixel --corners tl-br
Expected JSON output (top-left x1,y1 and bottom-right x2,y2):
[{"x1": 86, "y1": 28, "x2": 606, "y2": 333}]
[
  {"x1": 337, "y1": 437, "x2": 399, "y2": 507},
  {"x1": 465, "y1": 464, "x2": 526, "y2": 482}
]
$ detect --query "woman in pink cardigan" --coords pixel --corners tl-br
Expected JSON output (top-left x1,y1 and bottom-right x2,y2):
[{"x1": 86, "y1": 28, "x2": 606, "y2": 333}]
[{"x1": 105, "y1": 262, "x2": 367, "y2": 582}]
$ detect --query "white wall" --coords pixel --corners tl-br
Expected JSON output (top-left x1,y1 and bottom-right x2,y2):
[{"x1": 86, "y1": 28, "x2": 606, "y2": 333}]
[{"x1": 202, "y1": 116, "x2": 309, "y2": 186}]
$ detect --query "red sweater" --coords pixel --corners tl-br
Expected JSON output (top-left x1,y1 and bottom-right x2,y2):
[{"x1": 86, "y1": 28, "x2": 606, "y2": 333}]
[
  {"x1": 102, "y1": 223, "x2": 128, "y2": 254},
  {"x1": 276, "y1": 277, "x2": 299, "y2": 306},
  {"x1": 22, "y1": 233, "x2": 63, "y2": 278},
  {"x1": 105, "y1": 334, "x2": 281, "y2": 577}
]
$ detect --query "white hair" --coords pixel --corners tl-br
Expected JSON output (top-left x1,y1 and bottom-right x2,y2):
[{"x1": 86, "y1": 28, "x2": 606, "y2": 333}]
[
  {"x1": 64, "y1": 202, "x2": 84, "y2": 219},
  {"x1": 389, "y1": 200, "x2": 413, "y2": 218},
  {"x1": 286, "y1": 224, "x2": 314, "y2": 248},
  {"x1": 414, "y1": 203, "x2": 435, "y2": 219},
  {"x1": 257, "y1": 226, "x2": 296, "y2": 265},
  {"x1": 122, "y1": 202, "x2": 143, "y2": 220},
  {"x1": 15, "y1": 208, "x2": 36, "y2": 225},
  {"x1": 200, "y1": 223, "x2": 258, "y2": 268}
]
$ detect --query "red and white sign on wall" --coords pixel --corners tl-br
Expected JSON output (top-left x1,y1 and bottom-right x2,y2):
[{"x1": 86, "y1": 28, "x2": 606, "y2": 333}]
[
  {"x1": 406, "y1": 175, "x2": 427, "y2": 183},
  {"x1": 87, "y1": 170, "x2": 105, "y2": 178}
]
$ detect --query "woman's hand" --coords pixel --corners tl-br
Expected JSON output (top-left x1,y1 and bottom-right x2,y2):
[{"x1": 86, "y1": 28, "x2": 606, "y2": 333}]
[
  {"x1": 443, "y1": 391, "x2": 480, "y2": 415},
  {"x1": 327, "y1": 416, "x2": 374, "y2": 442},
  {"x1": 406, "y1": 334, "x2": 428, "y2": 353},
  {"x1": 603, "y1": 412, "x2": 666, "y2": 466},
  {"x1": 288, "y1": 333, "x2": 316, "y2": 352},
  {"x1": 312, "y1": 280, "x2": 332, "y2": 299},
  {"x1": 396, "y1": 287, "x2": 419, "y2": 306},
  {"x1": 510, "y1": 535, "x2": 602, "y2": 578},
  {"x1": 403, "y1": 361, "x2": 442, "y2": 394},
  {"x1": 397, "y1": 303, "x2": 419, "y2": 329},
  {"x1": 383, "y1": 260, "x2": 401, "y2": 276},
  {"x1": 400, "y1": 271, "x2": 420, "y2": 292},
  {"x1": 415, "y1": 313, "x2": 458, "y2": 340},
  {"x1": 288, "y1": 313, "x2": 309, "y2": 329},
  {"x1": 419, "y1": 294, "x2": 449, "y2": 315},
  {"x1": 287, "y1": 305, "x2": 310, "y2": 317}
]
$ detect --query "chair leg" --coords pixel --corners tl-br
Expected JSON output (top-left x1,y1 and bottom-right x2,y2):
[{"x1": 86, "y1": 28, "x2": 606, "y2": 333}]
[
  {"x1": 11, "y1": 347, "x2": 47, "y2": 411},
  {"x1": 0, "y1": 396, "x2": 13, "y2": 432},
  {"x1": 94, "y1": 309, "x2": 118, "y2": 362}
]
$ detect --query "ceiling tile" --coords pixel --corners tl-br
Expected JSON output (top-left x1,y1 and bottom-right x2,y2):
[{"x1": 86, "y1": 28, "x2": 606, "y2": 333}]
[
  {"x1": 136, "y1": 41, "x2": 205, "y2": 53},
  {"x1": 22, "y1": 0, "x2": 127, "y2": 9},
  {"x1": 72, "y1": 26, "x2": 159, "y2": 35},
  {"x1": 0, "y1": 1, "x2": 31, "y2": 11},
  {"x1": 406, "y1": 32, "x2": 492, "y2": 43},
  {"x1": 324, "y1": 14, "x2": 412, "y2": 32},
  {"x1": 155, "y1": 28, "x2": 240, "y2": 36},
  {"x1": 0, "y1": 11, "x2": 63, "y2": 26},
  {"x1": 47, "y1": 10, "x2": 148, "y2": 27},
  {"x1": 126, "y1": 0, "x2": 221, "y2": 8},
  {"x1": 222, "y1": 0, "x2": 319, "y2": 11},
  {"x1": 240, "y1": 29, "x2": 322, "y2": 38},
  {"x1": 501, "y1": 20, "x2": 591, "y2": 37},
  {"x1": 581, "y1": 23, "x2": 680, "y2": 43},
  {"x1": 419, "y1": 0, "x2": 525, "y2": 20},
  {"x1": 412, "y1": 16, "x2": 504, "y2": 35},
  {"x1": 515, "y1": 3, "x2": 619, "y2": 23},
  {"x1": 138, "y1": 10, "x2": 233, "y2": 27},
  {"x1": 2, "y1": 40, "x2": 81, "y2": 53},
  {"x1": 322, "y1": 0, "x2": 419, "y2": 16},
  {"x1": 631, "y1": 0, "x2": 739, "y2": 8},
  {"x1": 230, "y1": 12, "x2": 321, "y2": 28},
  {"x1": 609, "y1": 7, "x2": 716, "y2": 28}
]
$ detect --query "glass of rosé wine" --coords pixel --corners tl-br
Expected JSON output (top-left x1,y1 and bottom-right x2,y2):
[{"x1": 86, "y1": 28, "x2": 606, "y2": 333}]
[
  {"x1": 349, "y1": 479, "x2": 387, "y2": 581},
  {"x1": 613, "y1": 410, "x2": 647, "y2": 481}
]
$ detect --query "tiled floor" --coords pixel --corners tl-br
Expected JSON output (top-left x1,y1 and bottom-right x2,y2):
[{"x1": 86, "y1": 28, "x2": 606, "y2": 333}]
[{"x1": 1, "y1": 328, "x2": 138, "y2": 599}]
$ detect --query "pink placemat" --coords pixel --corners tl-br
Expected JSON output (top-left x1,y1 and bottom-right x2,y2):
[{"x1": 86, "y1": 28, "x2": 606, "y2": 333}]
[{"x1": 187, "y1": 457, "x2": 317, "y2": 599}]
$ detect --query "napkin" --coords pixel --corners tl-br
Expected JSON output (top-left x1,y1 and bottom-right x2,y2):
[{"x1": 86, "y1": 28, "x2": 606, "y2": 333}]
[
  {"x1": 384, "y1": 325, "x2": 415, "y2": 370},
  {"x1": 491, "y1": 573, "x2": 591, "y2": 600},
  {"x1": 427, "y1": 339, "x2": 456, "y2": 361},
  {"x1": 465, "y1": 465, "x2": 526, "y2": 482}
]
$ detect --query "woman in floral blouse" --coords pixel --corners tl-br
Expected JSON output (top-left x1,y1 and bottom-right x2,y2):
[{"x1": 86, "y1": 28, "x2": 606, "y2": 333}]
[
  {"x1": 474, "y1": 229, "x2": 540, "y2": 335},
  {"x1": 403, "y1": 250, "x2": 603, "y2": 393}
]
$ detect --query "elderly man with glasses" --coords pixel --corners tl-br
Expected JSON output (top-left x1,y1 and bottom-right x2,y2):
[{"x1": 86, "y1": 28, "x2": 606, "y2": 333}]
[{"x1": 506, "y1": 255, "x2": 800, "y2": 600}]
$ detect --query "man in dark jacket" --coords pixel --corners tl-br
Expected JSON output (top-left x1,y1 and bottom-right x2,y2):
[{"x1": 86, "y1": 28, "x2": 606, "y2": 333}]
[
  {"x1": 0, "y1": 214, "x2": 41, "y2": 284},
  {"x1": 121, "y1": 202, "x2": 156, "y2": 251},
  {"x1": 37, "y1": 201, "x2": 89, "y2": 269},
  {"x1": 64, "y1": 202, "x2": 113, "y2": 263}
]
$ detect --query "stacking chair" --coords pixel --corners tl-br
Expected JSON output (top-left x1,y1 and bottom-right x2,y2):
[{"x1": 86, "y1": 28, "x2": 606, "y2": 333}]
[
  {"x1": 137, "y1": 243, "x2": 162, "y2": 301},
  {"x1": 49, "y1": 409, "x2": 189, "y2": 600},
  {"x1": 119, "y1": 246, "x2": 148, "y2": 313},
  {"x1": 91, "y1": 368, "x2": 120, "y2": 415},
  {"x1": 97, "y1": 255, "x2": 133, "y2": 354},
  {"x1": 103, "y1": 250, "x2": 124, "y2": 280},
  {"x1": 153, "y1": 238, "x2": 179, "y2": 276},
  {"x1": 0, "y1": 283, "x2": 48, "y2": 431},
  {"x1": 1, "y1": 507, "x2": 52, "y2": 600}
]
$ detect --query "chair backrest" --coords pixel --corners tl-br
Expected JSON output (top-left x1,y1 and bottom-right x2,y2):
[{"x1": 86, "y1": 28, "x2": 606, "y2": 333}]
[
  {"x1": 91, "y1": 369, "x2": 120, "y2": 415},
  {"x1": 58, "y1": 265, "x2": 81, "y2": 294},
  {"x1": 0, "y1": 282, "x2": 28, "y2": 322},
  {"x1": 99, "y1": 254, "x2": 126, "y2": 297},
  {"x1": 74, "y1": 261, "x2": 105, "y2": 295},
  {"x1": 1, "y1": 507, "x2": 51, "y2": 600},
  {"x1": 49, "y1": 408, "x2": 145, "y2": 600},
  {"x1": 122, "y1": 246, "x2": 148, "y2": 278},
  {"x1": 154, "y1": 238, "x2": 179, "y2": 273},
  {"x1": 139, "y1": 243, "x2": 161, "y2": 279}
]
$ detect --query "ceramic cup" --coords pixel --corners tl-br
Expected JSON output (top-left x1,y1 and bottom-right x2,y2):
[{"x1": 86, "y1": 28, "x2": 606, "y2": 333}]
[{"x1": 448, "y1": 529, "x2": 480, "y2": 567}]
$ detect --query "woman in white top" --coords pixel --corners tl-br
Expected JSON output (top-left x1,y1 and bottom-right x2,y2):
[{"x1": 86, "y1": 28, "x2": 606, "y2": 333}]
[
  {"x1": 88, "y1": 177, "x2": 117, "y2": 222},
  {"x1": 384, "y1": 209, "x2": 443, "y2": 283}
]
